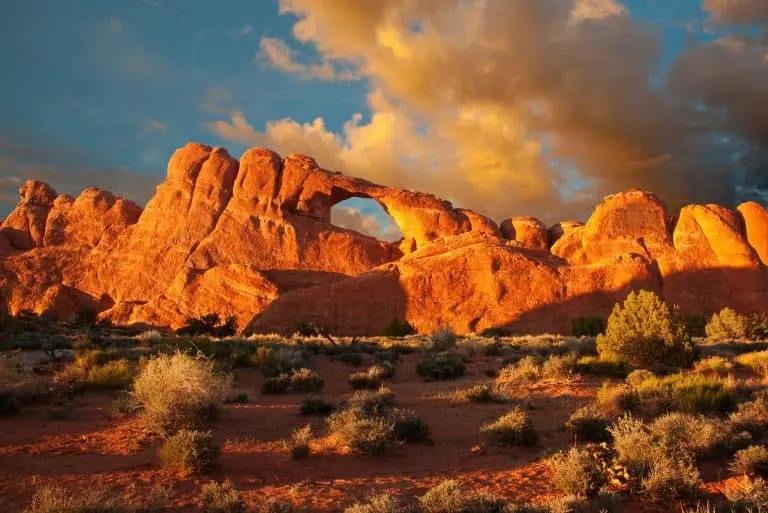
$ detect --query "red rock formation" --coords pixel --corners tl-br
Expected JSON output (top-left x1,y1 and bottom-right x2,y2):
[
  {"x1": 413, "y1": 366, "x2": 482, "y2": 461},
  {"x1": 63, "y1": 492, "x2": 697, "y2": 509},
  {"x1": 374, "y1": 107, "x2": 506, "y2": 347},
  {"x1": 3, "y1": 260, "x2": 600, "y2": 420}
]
[{"x1": 1, "y1": 142, "x2": 766, "y2": 334}]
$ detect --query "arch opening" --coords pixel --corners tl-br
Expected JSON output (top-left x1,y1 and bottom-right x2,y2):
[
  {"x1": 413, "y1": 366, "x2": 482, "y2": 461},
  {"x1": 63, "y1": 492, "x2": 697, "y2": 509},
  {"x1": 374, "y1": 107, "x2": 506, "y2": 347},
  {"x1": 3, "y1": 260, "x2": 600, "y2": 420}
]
[{"x1": 330, "y1": 197, "x2": 403, "y2": 243}]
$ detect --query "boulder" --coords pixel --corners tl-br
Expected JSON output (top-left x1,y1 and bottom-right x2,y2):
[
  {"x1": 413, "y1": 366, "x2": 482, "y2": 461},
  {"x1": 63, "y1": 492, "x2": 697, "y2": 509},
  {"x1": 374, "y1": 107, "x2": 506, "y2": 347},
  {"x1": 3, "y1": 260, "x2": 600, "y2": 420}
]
[{"x1": 500, "y1": 216, "x2": 549, "y2": 249}]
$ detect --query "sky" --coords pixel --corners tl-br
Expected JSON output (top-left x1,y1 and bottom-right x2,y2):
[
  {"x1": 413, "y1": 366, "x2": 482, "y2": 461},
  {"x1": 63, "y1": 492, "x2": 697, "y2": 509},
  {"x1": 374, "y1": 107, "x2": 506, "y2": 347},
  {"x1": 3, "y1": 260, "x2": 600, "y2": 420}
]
[{"x1": 1, "y1": 0, "x2": 767, "y2": 240}]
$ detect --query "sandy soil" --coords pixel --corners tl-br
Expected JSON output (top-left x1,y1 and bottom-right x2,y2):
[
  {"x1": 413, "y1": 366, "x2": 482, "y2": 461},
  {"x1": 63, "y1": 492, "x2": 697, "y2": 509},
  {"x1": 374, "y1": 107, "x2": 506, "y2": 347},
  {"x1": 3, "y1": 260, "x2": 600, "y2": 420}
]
[{"x1": 0, "y1": 353, "x2": 737, "y2": 512}]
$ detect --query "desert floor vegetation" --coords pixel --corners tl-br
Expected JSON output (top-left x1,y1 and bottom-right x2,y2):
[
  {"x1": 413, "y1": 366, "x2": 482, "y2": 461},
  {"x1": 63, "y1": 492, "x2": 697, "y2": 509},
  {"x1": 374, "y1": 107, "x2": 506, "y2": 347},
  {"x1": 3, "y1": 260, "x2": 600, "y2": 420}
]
[{"x1": 4, "y1": 301, "x2": 768, "y2": 512}]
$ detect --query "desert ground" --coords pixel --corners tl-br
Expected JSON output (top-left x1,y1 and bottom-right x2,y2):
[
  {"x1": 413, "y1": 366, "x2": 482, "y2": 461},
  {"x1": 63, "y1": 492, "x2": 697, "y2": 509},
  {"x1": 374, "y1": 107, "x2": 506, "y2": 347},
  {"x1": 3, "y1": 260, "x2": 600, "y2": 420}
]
[{"x1": 2, "y1": 302, "x2": 768, "y2": 513}]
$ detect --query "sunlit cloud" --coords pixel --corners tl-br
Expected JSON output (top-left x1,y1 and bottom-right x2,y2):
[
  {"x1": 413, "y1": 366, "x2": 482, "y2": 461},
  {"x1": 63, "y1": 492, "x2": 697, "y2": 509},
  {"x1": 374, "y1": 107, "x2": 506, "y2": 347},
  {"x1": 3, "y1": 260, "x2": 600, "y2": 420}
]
[{"x1": 257, "y1": 37, "x2": 357, "y2": 81}]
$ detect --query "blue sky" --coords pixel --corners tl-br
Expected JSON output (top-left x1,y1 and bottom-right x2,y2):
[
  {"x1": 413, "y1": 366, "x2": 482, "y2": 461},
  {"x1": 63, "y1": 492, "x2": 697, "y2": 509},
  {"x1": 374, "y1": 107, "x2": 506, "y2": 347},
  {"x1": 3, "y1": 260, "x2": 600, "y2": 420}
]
[{"x1": 0, "y1": 0, "x2": 766, "y2": 232}]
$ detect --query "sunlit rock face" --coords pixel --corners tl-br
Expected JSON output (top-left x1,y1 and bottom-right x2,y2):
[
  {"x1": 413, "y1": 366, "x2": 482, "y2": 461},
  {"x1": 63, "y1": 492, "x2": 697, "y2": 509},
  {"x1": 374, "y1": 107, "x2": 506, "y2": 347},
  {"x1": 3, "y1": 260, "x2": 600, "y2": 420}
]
[{"x1": 1, "y1": 143, "x2": 767, "y2": 334}]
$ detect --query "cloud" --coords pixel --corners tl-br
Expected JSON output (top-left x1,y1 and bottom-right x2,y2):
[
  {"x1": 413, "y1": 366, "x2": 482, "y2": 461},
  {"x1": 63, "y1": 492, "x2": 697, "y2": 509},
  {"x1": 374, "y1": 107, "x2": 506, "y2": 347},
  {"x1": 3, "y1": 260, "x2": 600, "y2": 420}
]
[
  {"x1": 257, "y1": 37, "x2": 358, "y2": 81},
  {"x1": 0, "y1": 134, "x2": 158, "y2": 216},
  {"x1": 703, "y1": 0, "x2": 768, "y2": 23},
  {"x1": 238, "y1": 24, "x2": 253, "y2": 36},
  {"x1": 145, "y1": 120, "x2": 167, "y2": 135},
  {"x1": 330, "y1": 206, "x2": 402, "y2": 242},
  {"x1": 209, "y1": 0, "x2": 767, "y2": 223}
]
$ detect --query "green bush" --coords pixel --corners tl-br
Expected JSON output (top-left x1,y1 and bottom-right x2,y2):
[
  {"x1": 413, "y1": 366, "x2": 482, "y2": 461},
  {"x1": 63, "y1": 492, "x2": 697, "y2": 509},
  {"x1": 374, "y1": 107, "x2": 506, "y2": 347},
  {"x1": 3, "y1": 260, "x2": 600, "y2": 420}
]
[
  {"x1": 83, "y1": 359, "x2": 135, "y2": 390},
  {"x1": 131, "y1": 352, "x2": 231, "y2": 435},
  {"x1": 419, "y1": 480, "x2": 507, "y2": 513},
  {"x1": 429, "y1": 326, "x2": 458, "y2": 352},
  {"x1": 608, "y1": 415, "x2": 657, "y2": 476},
  {"x1": 572, "y1": 317, "x2": 606, "y2": 337},
  {"x1": 159, "y1": 429, "x2": 219, "y2": 475},
  {"x1": 634, "y1": 372, "x2": 738, "y2": 415},
  {"x1": 392, "y1": 408, "x2": 430, "y2": 442},
  {"x1": 565, "y1": 405, "x2": 611, "y2": 442},
  {"x1": 730, "y1": 446, "x2": 768, "y2": 477},
  {"x1": 574, "y1": 356, "x2": 630, "y2": 378},
  {"x1": 649, "y1": 413, "x2": 731, "y2": 458},
  {"x1": 548, "y1": 447, "x2": 607, "y2": 497},
  {"x1": 706, "y1": 308, "x2": 748, "y2": 341},
  {"x1": 383, "y1": 318, "x2": 417, "y2": 337},
  {"x1": 416, "y1": 353, "x2": 466, "y2": 381},
  {"x1": 198, "y1": 480, "x2": 245, "y2": 513},
  {"x1": 480, "y1": 407, "x2": 537, "y2": 446},
  {"x1": 596, "y1": 290, "x2": 697, "y2": 368},
  {"x1": 300, "y1": 397, "x2": 336, "y2": 416}
]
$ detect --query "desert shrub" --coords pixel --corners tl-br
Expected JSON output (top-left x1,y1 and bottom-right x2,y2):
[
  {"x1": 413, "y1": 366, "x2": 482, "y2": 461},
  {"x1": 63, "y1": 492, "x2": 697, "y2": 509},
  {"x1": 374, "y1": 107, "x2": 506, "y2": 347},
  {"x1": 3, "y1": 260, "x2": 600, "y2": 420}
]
[
  {"x1": 0, "y1": 354, "x2": 46, "y2": 416},
  {"x1": 286, "y1": 424, "x2": 312, "y2": 459},
  {"x1": 541, "y1": 354, "x2": 576, "y2": 380},
  {"x1": 419, "y1": 480, "x2": 507, "y2": 513},
  {"x1": 251, "y1": 346, "x2": 309, "y2": 377},
  {"x1": 609, "y1": 415, "x2": 657, "y2": 475},
  {"x1": 326, "y1": 406, "x2": 396, "y2": 456},
  {"x1": 23, "y1": 485, "x2": 126, "y2": 513},
  {"x1": 392, "y1": 408, "x2": 430, "y2": 442},
  {"x1": 573, "y1": 356, "x2": 630, "y2": 378},
  {"x1": 683, "y1": 315, "x2": 708, "y2": 338},
  {"x1": 736, "y1": 350, "x2": 768, "y2": 376},
  {"x1": 257, "y1": 499, "x2": 296, "y2": 513},
  {"x1": 565, "y1": 405, "x2": 611, "y2": 442},
  {"x1": 649, "y1": 413, "x2": 731, "y2": 458},
  {"x1": 706, "y1": 308, "x2": 748, "y2": 341},
  {"x1": 348, "y1": 386, "x2": 395, "y2": 414},
  {"x1": 348, "y1": 371, "x2": 382, "y2": 390},
  {"x1": 725, "y1": 477, "x2": 768, "y2": 511},
  {"x1": 417, "y1": 352, "x2": 466, "y2": 381},
  {"x1": 300, "y1": 397, "x2": 336, "y2": 416},
  {"x1": 177, "y1": 313, "x2": 237, "y2": 337},
  {"x1": 198, "y1": 480, "x2": 245, "y2": 513},
  {"x1": 384, "y1": 318, "x2": 417, "y2": 337},
  {"x1": 159, "y1": 429, "x2": 219, "y2": 475},
  {"x1": 548, "y1": 446, "x2": 607, "y2": 497},
  {"x1": 640, "y1": 454, "x2": 701, "y2": 503},
  {"x1": 729, "y1": 391, "x2": 768, "y2": 436},
  {"x1": 496, "y1": 355, "x2": 541, "y2": 384},
  {"x1": 596, "y1": 290, "x2": 697, "y2": 368},
  {"x1": 344, "y1": 494, "x2": 406, "y2": 513},
  {"x1": 747, "y1": 313, "x2": 768, "y2": 341},
  {"x1": 634, "y1": 372, "x2": 738, "y2": 415},
  {"x1": 626, "y1": 369, "x2": 655, "y2": 387},
  {"x1": 294, "y1": 320, "x2": 329, "y2": 337},
  {"x1": 694, "y1": 356, "x2": 734, "y2": 375},
  {"x1": 460, "y1": 384, "x2": 506, "y2": 404},
  {"x1": 289, "y1": 368, "x2": 323, "y2": 393},
  {"x1": 572, "y1": 317, "x2": 606, "y2": 337},
  {"x1": 730, "y1": 445, "x2": 768, "y2": 477},
  {"x1": 83, "y1": 359, "x2": 135, "y2": 390},
  {"x1": 429, "y1": 326, "x2": 458, "y2": 352},
  {"x1": 112, "y1": 391, "x2": 138, "y2": 418},
  {"x1": 262, "y1": 374, "x2": 291, "y2": 394},
  {"x1": 596, "y1": 383, "x2": 640, "y2": 415},
  {"x1": 375, "y1": 350, "x2": 399, "y2": 364},
  {"x1": 480, "y1": 407, "x2": 537, "y2": 446},
  {"x1": 131, "y1": 352, "x2": 231, "y2": 435}
]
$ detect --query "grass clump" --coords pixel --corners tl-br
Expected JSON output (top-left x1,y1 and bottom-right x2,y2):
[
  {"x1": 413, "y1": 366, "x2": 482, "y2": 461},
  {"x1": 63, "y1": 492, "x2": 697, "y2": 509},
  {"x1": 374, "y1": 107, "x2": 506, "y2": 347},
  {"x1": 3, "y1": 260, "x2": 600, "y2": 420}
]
[
  {"x1": 725, "y1": 477, "x2": 768, "y2": 511},
  {"x1": 565, "y1": 405, "x2": 611, "y2": 442},
  {"x1": 736, "y1": 350, "x2": 768, "y2": 376},
  {"x1": 459, "y1": 384, "x2": 506, "y2": 404},
  {"x1": 416, "y1": 352, "x2": 466, "y2": 381},
  {"x1": 548, "y1": 446, "x2": 607, "y2": 497},
  {"x1": 596, "y1": 382, "x2": 640, "y2": 415},
  {"x1": 596, "y1": 290, "x2": 697, "y2": 368},
  {"x1": 132, "y1": 352, "x2": 230, "y2": 435},
  {"x1": 640, "y1": 454, "x2": 701, "y2": 503},
  {"x1": 300, "y1": 397, "x2": 336, "y2": 416},
  {"x1": 496, "y1": 355, "x2": 541, "y2": 384},
  {"x1": 198, "y1": 480, "x2": 245, "y2": 513},
  {"x1": 83, "y1": 359, "x2": 135, "y2": 390},
  {"x1": 348, "y1": 386, "x2": 395, "y2": 414},
  {"x1": 480, "y1": 407, "x2": 537, "y2": 446},
  {"x1": 649, "y1": 412, "x2": 732, "y2": 458},
  {"x1": 289, "y1": 368, "x2": 323, "y2": 393},
  {"x1": 608, "y1": 415, "x2": 657, "y2": 476},
  {"x1": 429, "y1": 326, "x2": 458, "y2": 352},
  {"x1": 419, "y1": 480, "x2": 507, "y2": 513},
  {"x1": 22, "y1": 483, "x2": 169, "y2": 513},
  {"x1": 729, "y1": 391, "x2": 768, "y2": 436},
  {"x1": 159, "y1": 429, "x2": 219, "y2": 475},
  {"x1": 391, "y1": 408, "x2": 430, "y2": 443},
  {"x1": 634, "y1": 372, "x2": 738, "y2": 415},
  {"x1": 694, "y1": 356, "x2": 734, "y2": 375},
  {"x1": 285, "y1": 424, "x2": 312, "y2": 460},
  {"x1": 344, "y1": 494, "x2": 406, "y2": 513},
  {"x1": 573, "y1": 356, "x2": 630, "y2": 378},
  {"x1": 251, "y1": 347, "x2": 308, "y2": 377},
  {"x1": 541, "y1": 354, "x2": 576, "y2": 380},
  {"x1": 706, "y1": 308, "x2": 748, "y2": 341},
  {"x1": 326, "y1": 406, "x2": 396, "y2": 456},
  {"x1": 730, "y1": 446, "x2": 768, "y2": 477},
  {"x1": 348, "y1": 363, "x2": 395, "y2": 390}
]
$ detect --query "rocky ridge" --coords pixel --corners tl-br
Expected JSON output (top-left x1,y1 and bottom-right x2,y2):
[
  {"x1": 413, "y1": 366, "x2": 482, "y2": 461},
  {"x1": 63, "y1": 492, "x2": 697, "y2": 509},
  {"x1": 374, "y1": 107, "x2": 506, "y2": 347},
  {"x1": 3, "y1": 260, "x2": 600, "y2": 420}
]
[{"x1": 2, "y1": 142, "x2": 767, "y2": 335}]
